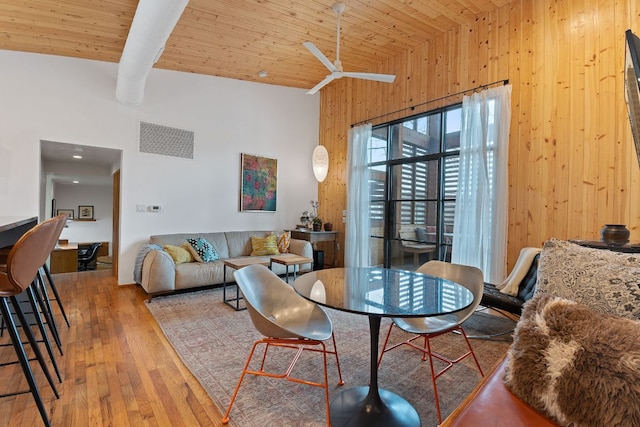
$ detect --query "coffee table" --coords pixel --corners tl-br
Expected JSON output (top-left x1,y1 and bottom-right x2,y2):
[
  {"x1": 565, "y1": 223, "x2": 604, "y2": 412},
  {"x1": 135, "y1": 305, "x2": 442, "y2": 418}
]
[
  {"x1": 223, "y1": 257, "x2": 270, "y2": 310},
  {"x1": 269, "y1": 254, "x2": 313, "y2": 283}
]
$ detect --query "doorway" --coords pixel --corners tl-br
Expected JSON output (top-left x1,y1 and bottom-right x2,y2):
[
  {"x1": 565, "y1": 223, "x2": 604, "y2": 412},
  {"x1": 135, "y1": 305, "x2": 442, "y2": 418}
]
[
  {"x1": 40, "y1": 140, "x2": 122, "y2": 276},
  {"x1": 368, "y1": 106, "x2": 462, "y2": 269}
]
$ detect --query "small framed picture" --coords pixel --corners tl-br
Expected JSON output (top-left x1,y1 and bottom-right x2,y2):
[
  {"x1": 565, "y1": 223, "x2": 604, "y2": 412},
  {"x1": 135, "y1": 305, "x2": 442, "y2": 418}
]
[
  {"x1": 56, "y1": 209, "x2": 74, "y2": 219},
  {"x1": 78, "y1": 205, "x2": 94, "y2": 220}
]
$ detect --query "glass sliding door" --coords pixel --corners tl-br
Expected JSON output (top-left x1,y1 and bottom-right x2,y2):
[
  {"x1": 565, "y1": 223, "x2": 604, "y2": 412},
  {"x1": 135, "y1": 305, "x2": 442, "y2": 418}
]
[{"x1": 367, "y1": 105, "x2": 461, "y2": 270}]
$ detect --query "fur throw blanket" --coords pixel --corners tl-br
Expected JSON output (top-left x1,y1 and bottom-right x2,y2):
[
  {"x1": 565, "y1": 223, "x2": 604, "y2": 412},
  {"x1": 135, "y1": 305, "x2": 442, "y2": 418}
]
[{"x1": 504, "y1": 293, "x2": 640, "y2": 427}]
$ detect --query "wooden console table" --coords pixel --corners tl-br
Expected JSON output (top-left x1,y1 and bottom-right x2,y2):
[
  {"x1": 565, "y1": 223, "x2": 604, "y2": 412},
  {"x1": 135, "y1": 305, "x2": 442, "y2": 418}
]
[{"x1": 289, "y1": 230, "x2": 339, "y2": 268}]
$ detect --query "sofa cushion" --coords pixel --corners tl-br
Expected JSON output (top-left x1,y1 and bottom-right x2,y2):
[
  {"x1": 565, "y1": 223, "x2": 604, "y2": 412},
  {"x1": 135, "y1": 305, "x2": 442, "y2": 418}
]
[
  {"x1": 537, "y1": 238, "x2": 640, "y2": 320},
  {"x1": 163, "y1": 244, "x2": 193, "y2": 264},
  {"x1": 174, "y1": 260, "x2": 225, "y2": 290},
  {"x1": 504, "y1": 293, "x2": 640, "y2": 427},
  {"x1": 186, "y1": 237, "x2": 220, "y2": 263},
  {"x1": 226, "y1": 231, "x2": 267, "y2": 257},
  {"x1": 250, "y1": 235, "x2": 279, "y2": 256}
]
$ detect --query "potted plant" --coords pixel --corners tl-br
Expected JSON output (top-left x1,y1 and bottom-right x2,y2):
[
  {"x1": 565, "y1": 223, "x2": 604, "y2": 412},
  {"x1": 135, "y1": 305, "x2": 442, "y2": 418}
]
[
  {"x1": 307, "y1": 200, "x2": 322, "y2": 231},
  {"x1": 312, "y1": 216, "x2": 322, "y2": 231}
]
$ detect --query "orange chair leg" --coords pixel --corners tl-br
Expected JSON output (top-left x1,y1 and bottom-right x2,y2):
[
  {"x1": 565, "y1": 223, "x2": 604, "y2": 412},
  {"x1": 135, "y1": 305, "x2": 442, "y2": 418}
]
[
  {"x1": 377, "y1": 324, "x2": 484, "y2": 425},
  {"x1": 424, "y1": 335, "x2": 443, "y2": 423},
  {"x1": 223, "y1": 336, "x2": 341, "y2": 427},
  {"x1": 330, "y1": 332, "x2": 344, "y2": 386},
  {"x1": 222, "y1": 341, "x2": 260, "y2": 424}
]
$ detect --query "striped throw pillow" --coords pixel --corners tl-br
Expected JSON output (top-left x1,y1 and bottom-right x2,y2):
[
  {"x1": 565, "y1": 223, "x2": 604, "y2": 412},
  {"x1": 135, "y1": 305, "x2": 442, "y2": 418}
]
[{"x1": 250, "y1": 235, "x2": 280, "y2": 256}]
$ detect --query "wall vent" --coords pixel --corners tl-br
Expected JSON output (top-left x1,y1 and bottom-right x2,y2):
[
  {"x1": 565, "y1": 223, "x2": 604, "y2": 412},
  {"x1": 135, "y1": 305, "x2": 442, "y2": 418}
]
[{"x1": 139, "y1": 121, "x2": 194, "y2": 159}]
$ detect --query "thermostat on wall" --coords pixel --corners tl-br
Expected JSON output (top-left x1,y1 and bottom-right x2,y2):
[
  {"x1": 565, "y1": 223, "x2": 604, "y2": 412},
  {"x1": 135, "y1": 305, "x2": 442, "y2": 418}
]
[{"x1": 147, "y1": 205, "x2": 162, "y2": 212}]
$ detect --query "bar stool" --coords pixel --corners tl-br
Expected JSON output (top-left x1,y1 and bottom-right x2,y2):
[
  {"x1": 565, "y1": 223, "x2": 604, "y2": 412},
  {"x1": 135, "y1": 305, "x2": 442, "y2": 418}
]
[
  {"x1": 32, "y1": 215, "x2": 70, "y2": 351},
  {"x1": 0, "y1": 215, "x2": 66, "y2": 427},
  {"x1": 0, "y1": 215, "x2": 69, "y2": 353}
]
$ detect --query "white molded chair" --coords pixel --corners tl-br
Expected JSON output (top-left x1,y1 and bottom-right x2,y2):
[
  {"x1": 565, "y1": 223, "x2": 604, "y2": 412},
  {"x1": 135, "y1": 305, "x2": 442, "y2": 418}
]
[
  {"x1": 222, "y1": 264, "x2": 344, "y2": 426},
  {"x1": 378, "y1": 260, "x2": 485, "y2": 424}
]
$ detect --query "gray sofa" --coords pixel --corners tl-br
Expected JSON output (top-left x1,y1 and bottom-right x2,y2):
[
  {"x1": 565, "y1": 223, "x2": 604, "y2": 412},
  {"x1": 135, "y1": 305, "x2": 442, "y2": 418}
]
[{"x1": 139, "y1": 231, "x2": 313, "y2": 300}]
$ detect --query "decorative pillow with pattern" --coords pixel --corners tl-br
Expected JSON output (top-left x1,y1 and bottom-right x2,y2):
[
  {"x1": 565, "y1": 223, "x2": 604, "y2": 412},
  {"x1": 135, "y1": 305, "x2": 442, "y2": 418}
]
[
  {"x1": 504, "y1": 293, "x2": 640, "y2": 426},
  {"x1": 186, "y1": 237, "x2": 220, "y2": 263},
  {"x1": 537, "y1": 238, "x2": 640, "y2": 320},
  {"x1": 274, "y1": 231, "x2": 291, "y2": 253},
  {"x1": 250, "y1": 235, "x2": 280, "y2": 256},
  {"x1": 163, "y1": 244, "x2": 194, "y2": 264}
]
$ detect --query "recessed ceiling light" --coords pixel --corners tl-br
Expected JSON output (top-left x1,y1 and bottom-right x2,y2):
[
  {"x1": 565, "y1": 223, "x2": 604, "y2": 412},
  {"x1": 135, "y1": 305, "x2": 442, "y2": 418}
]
[
  {"x1": 258, "y1": 70, "x2": 267, "y2": 78},
  {"x1": 72, "y1": 180, "x2": 79, "y2": 184},
  {"x1": 73, "y1": 155, "x2": 83, "y2": 159}
]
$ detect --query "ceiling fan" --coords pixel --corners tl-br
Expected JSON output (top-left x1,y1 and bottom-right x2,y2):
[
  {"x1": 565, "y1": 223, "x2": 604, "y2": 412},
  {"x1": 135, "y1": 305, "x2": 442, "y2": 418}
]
[{"x1": 304, "y1": 2, "x2": 396, "y2": 95}]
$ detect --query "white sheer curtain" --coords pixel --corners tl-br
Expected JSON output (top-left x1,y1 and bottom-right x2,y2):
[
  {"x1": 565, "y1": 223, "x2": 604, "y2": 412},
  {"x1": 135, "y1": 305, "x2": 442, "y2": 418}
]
[
  {"x1": 345, "y1": 123, "x2": 372, "y2": 268},
  {"x1": 451, "y1": 85, "x2": 511, "y2": 284}
]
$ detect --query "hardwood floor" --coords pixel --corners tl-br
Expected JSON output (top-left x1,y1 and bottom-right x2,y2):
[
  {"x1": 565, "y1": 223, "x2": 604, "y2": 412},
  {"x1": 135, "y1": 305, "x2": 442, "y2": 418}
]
[{"x1": 0, "y1": 270, "x2": 224, "y2": 426}]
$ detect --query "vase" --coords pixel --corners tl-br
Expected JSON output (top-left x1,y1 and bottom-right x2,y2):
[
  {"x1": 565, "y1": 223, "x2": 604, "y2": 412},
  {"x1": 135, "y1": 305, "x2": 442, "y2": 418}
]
[
  {"x1": 324, "y1": 222, "x2": 333, "y2": 231},
  {"x1": 313, "y1": 223, "x2": 322, "y2": 231},
  {"x1": 600, "y1": 224, "x2": 630, "y2": 246}
]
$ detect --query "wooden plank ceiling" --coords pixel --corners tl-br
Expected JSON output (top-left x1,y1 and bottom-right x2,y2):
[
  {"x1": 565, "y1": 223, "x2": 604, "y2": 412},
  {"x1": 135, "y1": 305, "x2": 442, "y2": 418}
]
[{"x1": 0, "y1": 0, "x2": 513, "y2": 91}]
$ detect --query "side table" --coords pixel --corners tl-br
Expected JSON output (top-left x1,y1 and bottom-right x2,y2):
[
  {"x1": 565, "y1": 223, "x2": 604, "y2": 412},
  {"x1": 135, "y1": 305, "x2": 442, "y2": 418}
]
[
  {"x1": 223, "y1": 257, "x2": 270, "y2": 310},
  {"x1": 269, "y1": 254, "x2": 313, "y2": 283},
  {"x1": 289, "y1": 230, "x2": 339, "y2": 268}
]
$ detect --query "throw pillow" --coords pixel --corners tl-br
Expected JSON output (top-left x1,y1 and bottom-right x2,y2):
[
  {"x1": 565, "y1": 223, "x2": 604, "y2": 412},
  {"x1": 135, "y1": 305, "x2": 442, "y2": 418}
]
[
  {"x1": 163, "y1": 244, "x2": 193, "y2": 264},
  {"x1": 504, "y1": 293, "x2": 640, "y2": 426},
  {"x1": 186, "y1": 237, "x2": 220, "y2": 263},
  {"x1": 250, "y1": 235, "x2": 280, "y2": 256},
  {"x1": 537, "y1": 238, "x2": 640, "y2": 320},
  {"x1": 274, "y1": 231, "x2": 291, "y2": 253}
]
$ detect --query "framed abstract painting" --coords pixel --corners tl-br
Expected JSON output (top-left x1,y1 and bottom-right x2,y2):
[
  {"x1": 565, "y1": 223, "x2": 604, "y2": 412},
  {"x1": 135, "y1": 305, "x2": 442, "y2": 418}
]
[{"x1": 240, "y1": 153, "x2": 277, "y2": 212}]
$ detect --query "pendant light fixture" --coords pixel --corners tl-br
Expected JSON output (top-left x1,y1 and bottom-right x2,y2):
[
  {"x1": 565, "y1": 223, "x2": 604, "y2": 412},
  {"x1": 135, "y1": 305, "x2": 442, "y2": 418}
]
[{"x1": 312, "y1": 145, "x2": 329, "y2": 182}]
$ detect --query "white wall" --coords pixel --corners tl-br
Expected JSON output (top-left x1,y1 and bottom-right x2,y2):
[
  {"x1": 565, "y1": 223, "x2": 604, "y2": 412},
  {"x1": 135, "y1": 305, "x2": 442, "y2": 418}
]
[
  {"x1": 0, "y1": 50, "x2": 320, "y2": 284},
  {"x1": 54, "y1": 183, "x2": 113, "y2": 248}
]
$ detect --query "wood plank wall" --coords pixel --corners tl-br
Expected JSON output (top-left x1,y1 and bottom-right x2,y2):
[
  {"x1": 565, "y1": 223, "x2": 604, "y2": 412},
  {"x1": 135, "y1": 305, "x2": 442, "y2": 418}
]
[{"x1": 317, "y1": 0, "x2": 640, "y2": 272}]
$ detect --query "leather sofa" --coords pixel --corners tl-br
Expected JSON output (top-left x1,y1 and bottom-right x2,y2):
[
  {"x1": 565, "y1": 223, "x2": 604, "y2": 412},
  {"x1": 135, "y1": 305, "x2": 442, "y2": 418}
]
[
  {"x1": 444, "y1": 239, "x2": 640, "y2": 427},
  {"x1": 138, "y1": 231, "x2": 312, "y2": 300},
  {"x1": 440, "y1": 356, "x2": 559, "y2": 427},
  {"x1": 481, "y1": 254, "x2": 540, "y2": 315}
]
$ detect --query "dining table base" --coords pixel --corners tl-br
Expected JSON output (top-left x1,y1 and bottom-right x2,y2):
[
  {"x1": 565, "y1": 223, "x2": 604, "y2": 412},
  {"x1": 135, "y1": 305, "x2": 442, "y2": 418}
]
[{"x1": 329, "y1": 386, "x2": 421, "y2": 427}]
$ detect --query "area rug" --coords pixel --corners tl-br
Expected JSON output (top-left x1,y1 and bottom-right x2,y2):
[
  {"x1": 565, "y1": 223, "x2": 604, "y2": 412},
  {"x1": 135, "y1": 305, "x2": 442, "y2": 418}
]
[{"x1": 146, "y1": 288, "x2": 513, "y2": 427}]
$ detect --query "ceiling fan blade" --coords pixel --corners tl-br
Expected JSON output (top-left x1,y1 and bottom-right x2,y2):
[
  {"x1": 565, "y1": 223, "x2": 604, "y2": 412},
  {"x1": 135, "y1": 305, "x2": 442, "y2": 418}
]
[
  {"x1": 303, "y1": 41, "x2": 339, "y2": 73},
  {"x1": 306, "y1": 74, "x2": 339, "y2": 95},
  {"x1": 342, "y1": 72, "x2": 396, "y2": 83}
]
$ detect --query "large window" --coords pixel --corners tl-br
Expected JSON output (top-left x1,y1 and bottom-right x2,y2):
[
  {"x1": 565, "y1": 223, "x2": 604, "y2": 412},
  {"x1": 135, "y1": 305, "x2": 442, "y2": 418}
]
[{"x1": 368, "y1": 105, "x2": 462, "y2": 268}]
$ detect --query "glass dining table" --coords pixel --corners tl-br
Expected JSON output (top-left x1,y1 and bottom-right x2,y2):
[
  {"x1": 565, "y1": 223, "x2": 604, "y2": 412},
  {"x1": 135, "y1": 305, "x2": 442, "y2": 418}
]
[{"x1": 293, "y1": 267, "x2": 473, "y2": 427}]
